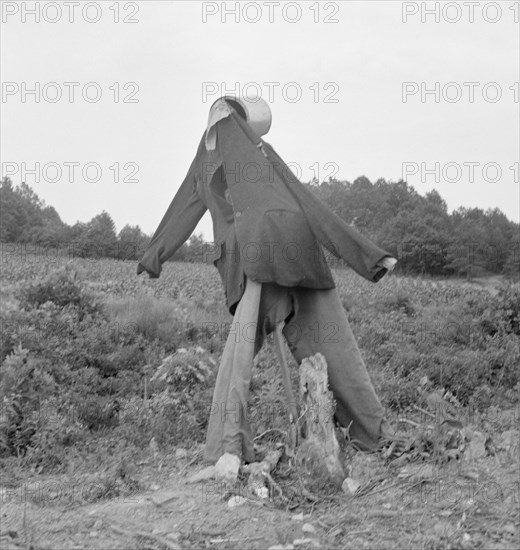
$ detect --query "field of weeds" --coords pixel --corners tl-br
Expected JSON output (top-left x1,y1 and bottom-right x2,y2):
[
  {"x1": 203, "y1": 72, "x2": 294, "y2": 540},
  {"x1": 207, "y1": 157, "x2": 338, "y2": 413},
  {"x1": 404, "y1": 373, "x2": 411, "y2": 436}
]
[{"x1": 0, "y1": 255, "x2": 518, "y2": 549}]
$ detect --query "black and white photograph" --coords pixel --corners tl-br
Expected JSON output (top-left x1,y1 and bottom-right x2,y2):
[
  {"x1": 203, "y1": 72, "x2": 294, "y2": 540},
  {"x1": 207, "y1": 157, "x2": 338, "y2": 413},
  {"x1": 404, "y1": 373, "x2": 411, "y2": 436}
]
[{"x1": 1, "y1": 1, "x2": 519, "y2": 548}]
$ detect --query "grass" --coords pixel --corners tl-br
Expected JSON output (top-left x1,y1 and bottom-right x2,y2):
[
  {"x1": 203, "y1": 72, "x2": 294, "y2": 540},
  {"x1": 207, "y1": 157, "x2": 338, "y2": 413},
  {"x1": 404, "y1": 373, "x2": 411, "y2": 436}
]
[{"x1": 0, "y1": 256, "x2": 518, "y2": 548}]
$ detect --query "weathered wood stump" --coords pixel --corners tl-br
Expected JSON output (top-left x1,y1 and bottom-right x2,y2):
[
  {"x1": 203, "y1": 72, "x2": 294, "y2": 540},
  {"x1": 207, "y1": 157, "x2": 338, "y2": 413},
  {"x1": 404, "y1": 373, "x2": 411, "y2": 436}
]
[{"x1": 295, "y1": 353, "x2": 345, "y2": 486}]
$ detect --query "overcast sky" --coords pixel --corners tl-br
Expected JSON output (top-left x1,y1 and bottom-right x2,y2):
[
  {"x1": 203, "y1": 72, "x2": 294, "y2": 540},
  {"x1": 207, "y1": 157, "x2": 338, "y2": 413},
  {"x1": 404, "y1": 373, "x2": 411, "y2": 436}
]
[{"x1": 1, "y1": 0, "x2": 519, "y2": 240}]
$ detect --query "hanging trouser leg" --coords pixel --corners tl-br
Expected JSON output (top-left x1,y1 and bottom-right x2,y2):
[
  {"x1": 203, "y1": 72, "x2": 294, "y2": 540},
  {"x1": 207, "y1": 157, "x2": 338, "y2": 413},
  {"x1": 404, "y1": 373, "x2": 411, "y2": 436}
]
[
  {"x1": 283, "y1": 286, "x2": 388, "y2": 450},
  {"x1": 203, "y1": 277, "x2": 262, "y2": 464}
]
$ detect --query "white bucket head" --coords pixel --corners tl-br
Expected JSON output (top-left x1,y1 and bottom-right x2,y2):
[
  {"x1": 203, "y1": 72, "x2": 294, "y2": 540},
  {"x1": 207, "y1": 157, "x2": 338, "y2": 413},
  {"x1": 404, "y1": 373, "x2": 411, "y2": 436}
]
[{"x1": 210, "y1": 96, "x2": 272, "y2": 137}]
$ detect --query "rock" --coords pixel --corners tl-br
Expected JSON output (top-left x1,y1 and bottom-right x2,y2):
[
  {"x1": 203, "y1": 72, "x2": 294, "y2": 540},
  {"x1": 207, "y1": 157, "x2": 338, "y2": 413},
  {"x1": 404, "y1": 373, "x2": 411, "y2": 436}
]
[
  {"x1": 342, "y1": 477, "x2": 361, "y2": 495},
  {"x1": 186, "y1": 466, "x2": 215, "y2": 483},
  {"x1": 502, "y1": 523, "x2": 516, "y2": 537},
  {"x1": 291, "y1": 513, "x2": 304, "y2": 522},
  {"x1": 255, "y1": 486, "x2": 269, "y2": 499},
  {"x1": 214, "y1": 453, "x2": 240, "y2": 484},
  {"x1": 227, "y1": 495, "x2": 247, "y2": 509},
  {"x1": 302, "y1": 524, "x2": 316, "y2": 534},
  {"x1": 464, "y1": 430, "x2": 487, "y2": 461}
]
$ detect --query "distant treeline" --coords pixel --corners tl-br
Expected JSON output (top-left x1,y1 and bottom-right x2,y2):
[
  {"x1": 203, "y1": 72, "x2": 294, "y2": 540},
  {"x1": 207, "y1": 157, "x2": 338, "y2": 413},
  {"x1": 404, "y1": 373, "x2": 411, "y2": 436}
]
[
  {"x1": 308, "y1": 177, "x2": 519, "y2": 278},
  {"x1": 1, "y1": 176, "x2": 518, "y2": 278}
]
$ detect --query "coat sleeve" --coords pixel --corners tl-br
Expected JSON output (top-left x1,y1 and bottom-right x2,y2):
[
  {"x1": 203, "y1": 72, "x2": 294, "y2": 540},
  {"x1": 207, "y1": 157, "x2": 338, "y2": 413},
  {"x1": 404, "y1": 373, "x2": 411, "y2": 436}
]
[
  {"x1": 262, "y1": 142, "x2": 396, "y2": 283},
  {"x1": 137, "y1": 155, "x2": 207, "y2": 278}
]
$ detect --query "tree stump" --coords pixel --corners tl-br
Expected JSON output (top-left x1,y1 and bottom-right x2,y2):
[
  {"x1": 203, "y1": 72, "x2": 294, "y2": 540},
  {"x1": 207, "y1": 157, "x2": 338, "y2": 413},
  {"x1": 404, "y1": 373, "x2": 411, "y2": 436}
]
[{"x1": 295, "y1": 353, "x2": 345, "y2": 487}]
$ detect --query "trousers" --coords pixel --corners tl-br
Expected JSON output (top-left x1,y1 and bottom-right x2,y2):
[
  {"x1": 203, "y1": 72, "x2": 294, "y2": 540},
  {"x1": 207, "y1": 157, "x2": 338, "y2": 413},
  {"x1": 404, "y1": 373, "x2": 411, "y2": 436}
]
[{"x1": 203, "y1": 277, "x2": 389, "y2": 464}]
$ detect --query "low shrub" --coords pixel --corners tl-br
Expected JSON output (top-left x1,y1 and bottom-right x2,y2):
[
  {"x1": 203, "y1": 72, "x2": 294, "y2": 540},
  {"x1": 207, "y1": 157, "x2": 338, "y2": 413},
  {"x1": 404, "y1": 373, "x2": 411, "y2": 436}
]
[{"x1": 18, "y1": 263, "x2": 100, "y2": 317}]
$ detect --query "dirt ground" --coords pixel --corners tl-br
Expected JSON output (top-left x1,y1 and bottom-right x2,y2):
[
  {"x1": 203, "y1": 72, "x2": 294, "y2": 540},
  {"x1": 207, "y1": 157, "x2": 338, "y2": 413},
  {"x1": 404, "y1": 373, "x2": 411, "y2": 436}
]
[{"x1": 1, "y1": 434, "x2": 519, "y2": 550}]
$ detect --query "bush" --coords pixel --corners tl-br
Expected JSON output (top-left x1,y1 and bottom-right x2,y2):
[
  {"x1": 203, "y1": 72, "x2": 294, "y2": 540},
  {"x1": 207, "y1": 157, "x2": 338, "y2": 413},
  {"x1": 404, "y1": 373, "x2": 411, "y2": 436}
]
[
  {"x1": 18, "y1": 263, "x2": 99, "y2": 317},
  {"x1": 1, "y1": 257, "x2": 518, "y2": 477},
  {"x1": 23, "y1": 398, "x2": 87, "y2": 471},
  {"x1": 118, "y1": 390, "x2": 211, "y2": 448},
  {"x1": 149, "y1": 348, "x2": 216, "y2": 393},
  {"x1": 479, "y1": 284, "x2": 520, "y2": 336},
  {"x1": 103, "y1": 294, "x2": 188, "y2": 349}
]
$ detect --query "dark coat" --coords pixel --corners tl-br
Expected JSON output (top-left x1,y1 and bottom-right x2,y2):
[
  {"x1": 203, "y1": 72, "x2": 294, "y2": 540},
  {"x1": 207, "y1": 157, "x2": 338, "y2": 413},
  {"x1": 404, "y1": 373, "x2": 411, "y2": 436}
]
[{"x1": 137, "y1": 111, "x2": 394, "y2": 312}]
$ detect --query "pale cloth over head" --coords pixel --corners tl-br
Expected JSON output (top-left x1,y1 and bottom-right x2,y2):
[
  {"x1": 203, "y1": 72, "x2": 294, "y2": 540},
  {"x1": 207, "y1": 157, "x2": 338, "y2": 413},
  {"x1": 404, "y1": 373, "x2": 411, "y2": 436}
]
[{"x1": 205, "y1": 99, "x2": 233, "y2": 151}]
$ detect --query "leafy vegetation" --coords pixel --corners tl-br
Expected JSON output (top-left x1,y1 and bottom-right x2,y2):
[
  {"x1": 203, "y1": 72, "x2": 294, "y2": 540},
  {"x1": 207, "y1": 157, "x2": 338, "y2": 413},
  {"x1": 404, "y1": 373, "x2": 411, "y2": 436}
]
[{"x1": 0, "y1": 254, "x2": 518, "y2": 474}]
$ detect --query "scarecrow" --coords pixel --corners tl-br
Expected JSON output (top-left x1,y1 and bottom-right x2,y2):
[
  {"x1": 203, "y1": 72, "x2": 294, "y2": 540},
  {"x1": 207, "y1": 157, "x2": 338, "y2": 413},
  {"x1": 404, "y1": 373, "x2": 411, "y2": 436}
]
[{"x1": 137, "y1": 96, "x2": 397, "y2": 481}]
